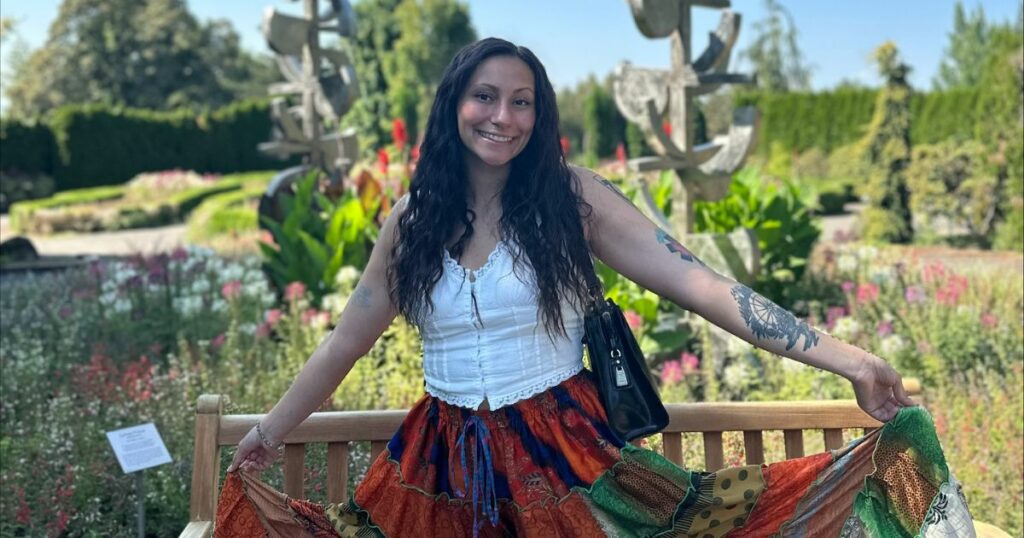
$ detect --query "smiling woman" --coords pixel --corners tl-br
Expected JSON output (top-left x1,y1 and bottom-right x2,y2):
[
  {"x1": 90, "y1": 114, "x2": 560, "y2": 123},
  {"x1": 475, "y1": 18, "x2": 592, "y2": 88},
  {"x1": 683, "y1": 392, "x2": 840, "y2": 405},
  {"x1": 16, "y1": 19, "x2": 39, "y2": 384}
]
[
  {"x1": 214, "y1": 37, "x2": 974, "y2": 538},
  {"x1": 457, "y1": 55, "x2": 536, "y2": 174}
]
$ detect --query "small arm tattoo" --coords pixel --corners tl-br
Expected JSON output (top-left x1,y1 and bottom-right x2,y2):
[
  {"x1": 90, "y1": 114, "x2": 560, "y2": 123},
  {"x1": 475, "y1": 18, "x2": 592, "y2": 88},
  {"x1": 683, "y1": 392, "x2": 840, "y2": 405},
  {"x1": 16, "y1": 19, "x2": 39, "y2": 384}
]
[
  {"x1": 655, "y1": 228, "x2": 704, "y2": 266},
  {"x1": 594, "y1": 175, "x2": 636, "y2": 206},
  {"x1": 730, "y1": 284, "x2": 819, "y2": 352},
  {"x1": 351, "y1": 284, "x2": 372, "y2": 309}
]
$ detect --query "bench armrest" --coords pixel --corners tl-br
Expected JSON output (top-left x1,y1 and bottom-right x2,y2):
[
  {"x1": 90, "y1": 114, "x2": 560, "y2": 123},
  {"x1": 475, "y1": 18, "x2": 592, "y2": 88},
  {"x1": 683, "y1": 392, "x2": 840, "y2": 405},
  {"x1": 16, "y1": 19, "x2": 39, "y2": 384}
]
[{"x1": 179, "y1": 520, "x2": 213, "y2": 538}]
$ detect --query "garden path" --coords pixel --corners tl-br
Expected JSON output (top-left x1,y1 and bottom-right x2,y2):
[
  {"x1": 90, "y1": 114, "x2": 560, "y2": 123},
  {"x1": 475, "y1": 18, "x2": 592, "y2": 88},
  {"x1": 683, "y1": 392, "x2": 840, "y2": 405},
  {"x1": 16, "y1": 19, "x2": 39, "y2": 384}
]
[{"x1": 0, "y1": 215, "x2": 188, "y2": 256}]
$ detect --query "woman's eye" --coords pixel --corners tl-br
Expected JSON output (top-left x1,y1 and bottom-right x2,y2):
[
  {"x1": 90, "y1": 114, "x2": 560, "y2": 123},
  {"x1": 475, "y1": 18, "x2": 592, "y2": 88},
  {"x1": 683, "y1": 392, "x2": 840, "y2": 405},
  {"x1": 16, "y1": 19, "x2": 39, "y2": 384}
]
[
  {"x1": 476, "y1": 93, "x2": 494, "y2": 102},
  {"x1": 515, "y1": 99, "x2": 532, "y2": 107}
]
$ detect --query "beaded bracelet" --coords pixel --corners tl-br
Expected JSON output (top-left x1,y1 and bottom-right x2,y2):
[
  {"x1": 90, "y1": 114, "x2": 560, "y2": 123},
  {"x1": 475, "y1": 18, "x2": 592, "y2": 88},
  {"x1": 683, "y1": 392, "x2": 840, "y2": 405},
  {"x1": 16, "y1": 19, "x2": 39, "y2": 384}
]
[{"x1": 255, "y1": 421, "x2": 283, "y2": 453}]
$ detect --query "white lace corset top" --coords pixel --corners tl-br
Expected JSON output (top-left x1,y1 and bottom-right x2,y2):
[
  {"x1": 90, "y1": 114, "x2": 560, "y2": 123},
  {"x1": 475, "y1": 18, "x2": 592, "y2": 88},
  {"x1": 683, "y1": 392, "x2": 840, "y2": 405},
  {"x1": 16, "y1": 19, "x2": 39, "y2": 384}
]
[{"x1": 418, "y1": 239, "x2": 585, "y2": 410}]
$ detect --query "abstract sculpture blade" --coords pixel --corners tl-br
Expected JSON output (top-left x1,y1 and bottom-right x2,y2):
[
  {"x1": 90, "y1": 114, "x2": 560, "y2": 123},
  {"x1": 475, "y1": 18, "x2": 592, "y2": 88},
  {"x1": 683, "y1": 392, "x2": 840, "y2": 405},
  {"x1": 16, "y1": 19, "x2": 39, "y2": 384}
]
[
  {"x1": 258, "y1": 0, "x2": 359, "y2": 182},
  {"x1": 614, "y1": 0, "x2": 760, "y2": 284},
  {"x1": 258, "y1": 0, "x2": 360, "y2": 224}
]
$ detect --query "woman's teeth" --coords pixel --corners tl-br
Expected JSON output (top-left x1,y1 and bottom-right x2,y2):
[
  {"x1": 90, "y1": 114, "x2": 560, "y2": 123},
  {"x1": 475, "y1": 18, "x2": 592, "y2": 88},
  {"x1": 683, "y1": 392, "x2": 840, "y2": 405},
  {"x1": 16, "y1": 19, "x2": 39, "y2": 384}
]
[{"x1": 478, "y1": 130, "x2": 513, "y2": 143}]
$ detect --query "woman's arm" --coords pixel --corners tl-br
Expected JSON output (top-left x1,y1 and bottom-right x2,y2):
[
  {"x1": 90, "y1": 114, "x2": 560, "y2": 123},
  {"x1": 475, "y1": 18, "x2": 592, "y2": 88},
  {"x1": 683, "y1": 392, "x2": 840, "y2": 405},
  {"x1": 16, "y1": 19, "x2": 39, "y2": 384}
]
[
  {"x1": 575, "y1": 166, "x2": 914, "y2": 421},
  {"x1": 228, "y1": 198, "x2": 405, "y2": 472}
]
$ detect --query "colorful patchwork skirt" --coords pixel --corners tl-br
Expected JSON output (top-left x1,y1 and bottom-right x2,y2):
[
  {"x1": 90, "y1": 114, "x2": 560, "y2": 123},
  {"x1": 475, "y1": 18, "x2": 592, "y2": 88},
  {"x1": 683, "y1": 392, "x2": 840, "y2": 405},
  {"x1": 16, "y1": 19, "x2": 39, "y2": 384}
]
[{"x1": 215, "y1": 371, "x2": 974, "y2": 537}]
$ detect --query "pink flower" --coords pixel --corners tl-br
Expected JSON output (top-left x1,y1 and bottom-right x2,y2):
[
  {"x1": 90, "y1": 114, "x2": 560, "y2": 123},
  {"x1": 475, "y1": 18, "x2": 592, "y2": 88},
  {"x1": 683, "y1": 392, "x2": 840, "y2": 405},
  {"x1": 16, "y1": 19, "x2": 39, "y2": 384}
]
[
  {"x1": 662, "y1": 121, "x2": 672, "y2": 136},
  {"x1": 221, "y1": 280, "x2": 242, "y2": 300},
  {"x1": 615, "y1": 142, "x2": 627, "y2": 167},
  {"x1": 302, "y1": 309, "x2": 331, "y2": 329},
  {"x1": 624, "y1": 310, "x2": 643, "y2": 330},
  {"x1": 255, "y1": 322, "x2": 271, "y2": 340},
  {"x1": 856, "y1": 282, "x2": 879, "y2": 303},
  {"x1": 560, "y1": 136, "x2": 570, "y2": 155},
  {"x1": 904, "y1": 285, "x2": 926, "y2": 304},
  {"x1": 680, "y1": 352, "x2": 699, "y2": 373},
  {"x1": 935, "y1": 274, "x2": 968, "y2": 306},
  {"x1": 876, "y1": 320, "x2": 893, "y2": 337},
  {"x1": 980, "y1": 312, "x2": 998, "y2": 328},
  {"x1": 825, "y1": 306, "x2": 847, "y2": 329},
  {"x1": 660, "y1": 360, "x2": 683, "y2": 385},
  {"x1": 841, "y1": 281, "x2": 855, "y2": 293},
  {"x1": 285, "y1": 281, "x2": 307, "y2": 302},
  {"x1": 265, "y1": 308, "x2": 283, "y2": 326},
  {"x1": 411, "y1": 144, "x2": 421, "y2": 162},
  {"x1": 210, "y1": 333, "x2": 226, "y2": 350},
  {"x1": 377, "y1": 148, "x2": 390, "y2": 174},
  {"x1": 922, "y1": 262, "x2": 946, "y2": 284},
  {"x1": 170, "y1": 247, "x2": 189, "y2": 262}
]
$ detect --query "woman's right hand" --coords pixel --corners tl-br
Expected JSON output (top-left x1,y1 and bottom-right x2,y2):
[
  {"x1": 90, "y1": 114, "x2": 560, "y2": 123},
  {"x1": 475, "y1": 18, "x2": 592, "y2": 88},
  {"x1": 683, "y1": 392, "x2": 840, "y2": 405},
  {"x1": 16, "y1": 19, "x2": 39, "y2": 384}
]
[{"x1": 226, "y1": 425, "x2": 281, "y2": 474}]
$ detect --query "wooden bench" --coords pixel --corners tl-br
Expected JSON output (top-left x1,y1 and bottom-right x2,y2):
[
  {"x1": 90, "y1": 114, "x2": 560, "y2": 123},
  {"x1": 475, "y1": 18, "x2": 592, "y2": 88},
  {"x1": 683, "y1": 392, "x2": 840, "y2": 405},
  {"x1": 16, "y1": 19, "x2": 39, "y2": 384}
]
[{"x1": 180, "y1": 379, "x2": 1009, "y2": 537}]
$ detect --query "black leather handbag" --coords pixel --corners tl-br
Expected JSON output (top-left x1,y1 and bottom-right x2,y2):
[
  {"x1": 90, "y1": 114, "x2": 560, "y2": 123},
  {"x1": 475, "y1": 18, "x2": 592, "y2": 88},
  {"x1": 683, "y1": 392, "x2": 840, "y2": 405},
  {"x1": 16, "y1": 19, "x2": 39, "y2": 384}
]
[{"x1": 581, "y1": 261, "x2": 669, "y2": 443}]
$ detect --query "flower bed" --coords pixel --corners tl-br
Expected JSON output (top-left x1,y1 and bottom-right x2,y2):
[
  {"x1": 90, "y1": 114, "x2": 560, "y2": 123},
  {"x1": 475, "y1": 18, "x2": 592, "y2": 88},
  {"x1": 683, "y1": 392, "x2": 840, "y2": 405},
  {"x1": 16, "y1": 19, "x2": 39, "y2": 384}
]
[{"x1": 8, "y1": 170, "x2": 274, "y2": 234}]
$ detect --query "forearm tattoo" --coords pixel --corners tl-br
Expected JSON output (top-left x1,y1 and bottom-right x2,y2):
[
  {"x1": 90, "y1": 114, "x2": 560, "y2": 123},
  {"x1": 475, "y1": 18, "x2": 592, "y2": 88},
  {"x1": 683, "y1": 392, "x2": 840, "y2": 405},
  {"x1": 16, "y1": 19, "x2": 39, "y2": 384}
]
[
  {"x1": 655, "y1": 228, "x2": 704, "y2": 266},
  {"x1": 351, "y1": 284, "x2": 372, "y2": 309},
  {"x1": 730, "y1": 284, "x2": 819, "y2": 352}
]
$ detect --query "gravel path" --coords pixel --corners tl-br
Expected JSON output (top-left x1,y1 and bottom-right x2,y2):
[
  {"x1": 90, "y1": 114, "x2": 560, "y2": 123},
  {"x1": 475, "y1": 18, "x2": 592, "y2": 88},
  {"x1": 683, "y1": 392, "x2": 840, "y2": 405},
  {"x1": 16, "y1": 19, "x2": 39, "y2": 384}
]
[{"x1": 0, "y1": 215, "x2": 188, "y2": 256}]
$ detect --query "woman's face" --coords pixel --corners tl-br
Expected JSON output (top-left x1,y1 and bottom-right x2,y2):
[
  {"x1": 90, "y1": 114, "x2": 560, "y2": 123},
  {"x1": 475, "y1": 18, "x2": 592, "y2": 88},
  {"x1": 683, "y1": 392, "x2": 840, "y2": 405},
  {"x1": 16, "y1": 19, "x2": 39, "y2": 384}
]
[{"x1": 457, "y1": 55, "x2": 536, "y2": 175}]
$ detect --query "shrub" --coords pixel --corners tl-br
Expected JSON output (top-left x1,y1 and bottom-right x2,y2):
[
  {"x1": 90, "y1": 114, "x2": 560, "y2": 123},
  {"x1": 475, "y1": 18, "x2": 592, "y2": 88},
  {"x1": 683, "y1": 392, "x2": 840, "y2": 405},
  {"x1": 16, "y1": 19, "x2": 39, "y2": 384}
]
[
  {"x1": 906, "y1": 141, "x2": 998, "y2": 246},
  {"x1": 0, "y1": 172, "x2": 55, "y2": 214},
  {"x1": 693, "y1": 166, "x2": 821, "y2": 308}
]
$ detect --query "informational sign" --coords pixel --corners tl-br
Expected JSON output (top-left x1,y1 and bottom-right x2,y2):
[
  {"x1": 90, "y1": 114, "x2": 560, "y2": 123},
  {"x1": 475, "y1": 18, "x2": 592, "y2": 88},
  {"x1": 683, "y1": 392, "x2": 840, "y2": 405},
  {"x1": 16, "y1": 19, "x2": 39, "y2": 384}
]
[{"x1": 106, "y1": 423, "x2": 172, "y2": 474}]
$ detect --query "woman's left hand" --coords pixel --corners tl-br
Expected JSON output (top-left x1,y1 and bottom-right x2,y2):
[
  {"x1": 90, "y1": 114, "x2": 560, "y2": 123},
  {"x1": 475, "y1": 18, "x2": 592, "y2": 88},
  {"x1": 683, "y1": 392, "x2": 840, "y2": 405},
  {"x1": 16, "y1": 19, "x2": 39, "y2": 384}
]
[{"x1": 849, "y1": 354, "x2": 917, "y2": 422}]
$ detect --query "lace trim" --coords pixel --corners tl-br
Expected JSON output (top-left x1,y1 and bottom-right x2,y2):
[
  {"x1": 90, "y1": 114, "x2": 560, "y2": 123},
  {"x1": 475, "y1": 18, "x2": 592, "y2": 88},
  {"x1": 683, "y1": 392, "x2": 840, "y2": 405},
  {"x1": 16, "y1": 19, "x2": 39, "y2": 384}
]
[
  {"x1": 443, "y1": 240, "x2": 505, "y2": 280},
  {"x1": 424, "y1": 362, "x2": 584, "y2": 411}
]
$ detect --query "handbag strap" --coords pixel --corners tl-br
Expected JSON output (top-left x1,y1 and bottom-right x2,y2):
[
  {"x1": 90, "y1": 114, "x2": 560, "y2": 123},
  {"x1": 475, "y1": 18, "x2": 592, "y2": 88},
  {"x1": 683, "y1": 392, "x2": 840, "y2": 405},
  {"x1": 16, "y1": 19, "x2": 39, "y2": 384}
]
[{"x1": 580, "y1": 249, "x2": 606, "y2": 307}]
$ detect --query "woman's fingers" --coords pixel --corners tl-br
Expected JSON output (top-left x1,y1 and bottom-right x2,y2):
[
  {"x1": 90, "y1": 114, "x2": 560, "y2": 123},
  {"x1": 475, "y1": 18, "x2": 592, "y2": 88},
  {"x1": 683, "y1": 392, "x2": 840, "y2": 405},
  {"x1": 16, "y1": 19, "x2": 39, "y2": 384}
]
[{"x1": 892, "y1": 375, "x2": 916, "y2": 407}]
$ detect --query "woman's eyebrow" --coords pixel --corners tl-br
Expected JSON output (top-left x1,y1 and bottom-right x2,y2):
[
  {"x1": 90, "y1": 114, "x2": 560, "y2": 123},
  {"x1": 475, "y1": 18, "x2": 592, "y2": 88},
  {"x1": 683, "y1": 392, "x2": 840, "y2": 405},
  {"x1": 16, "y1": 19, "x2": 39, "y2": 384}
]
[{"x1": 471, "y1": 82, "x2": 534, "y2": 94}]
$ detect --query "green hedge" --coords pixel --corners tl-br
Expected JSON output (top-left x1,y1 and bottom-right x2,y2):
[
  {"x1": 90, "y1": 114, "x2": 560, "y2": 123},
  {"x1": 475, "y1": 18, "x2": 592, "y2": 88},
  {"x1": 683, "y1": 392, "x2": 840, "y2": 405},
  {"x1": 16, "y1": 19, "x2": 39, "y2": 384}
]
[
  {"x1": 736, "y1": 88, "x2": 984, "y2": 155},
  {"x1": 0, "y1": 120, "x2": 55, "y2": 175},
  {"x1": 1, "y1": 100, "x2": 293, "y2": 192}
]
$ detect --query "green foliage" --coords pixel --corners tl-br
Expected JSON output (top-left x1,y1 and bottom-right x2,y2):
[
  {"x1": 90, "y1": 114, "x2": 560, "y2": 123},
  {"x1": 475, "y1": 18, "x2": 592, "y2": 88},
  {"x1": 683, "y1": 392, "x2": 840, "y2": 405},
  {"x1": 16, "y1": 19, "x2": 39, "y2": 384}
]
[
  {"x1": 259, "y1": 172, "x2": 380, "y2": 306},
  {"x1": 737, "y1": 88, "x2": 986, "y2": 156},
  {"x1": 906, "y1": 141, "x2": 999, "y2": 245},
  {"x1": 3, "y1": 0, "x2": 277, "y2": 119},
  {"x1": 0, "y1": 119, "x2": 55, "y2": 175},
  {"x1": 933, "y1": 1, "x2": 994, "y2": 89},
  {"x1": 8, "y1": 185, "x2": 125, "y2": 231},
  {"x1": 976, "y1": 26, "x2": 1024, "y2": 251},
  {"x1": 185, "y1": 183, "x2": 270, "y2": 243},
  {"x1": 857, "y1": 42, "x2": 913, "y2": 243},
  {"x1": 40, "y1": 100, "x2": 286, "y2": 191},
  {"x1": 739, "y1": 0, "x2": 811, "y2": 91},
  {"x1": 0, "y1": 172, "x2": 55, "y2": 214},
  {"x1": 736, "y1": 88, "x2": 877, "y2": 154},
  {"x1": 582, "y1": 82, "x2": 625, "y2": 158},
  {"x1": 693, "y1": 167, "x2": 821, "y2": 307},
  {"x1": 342, "y1": 0, "x2": 475, "y2": 155}
]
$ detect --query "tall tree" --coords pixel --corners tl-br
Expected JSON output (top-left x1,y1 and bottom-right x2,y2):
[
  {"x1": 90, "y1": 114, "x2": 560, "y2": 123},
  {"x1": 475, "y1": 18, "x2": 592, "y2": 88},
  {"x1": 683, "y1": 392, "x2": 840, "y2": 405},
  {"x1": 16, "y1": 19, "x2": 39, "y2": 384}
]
[
  {"x1": 933, "y1": 1, "x2": 991, "y2": 89},
  {"x1": 740, "y1": 0, "x2": 811, "y2": 92},
  {"x1": 342, "y1": 0, "x2": 474, "y2": 154},
  {"x1": 858, "y1": 42, "x2": 914, "y2": 244},
  {"x1": 4, "y1": 0, "x2": 275, "y2": 118}
]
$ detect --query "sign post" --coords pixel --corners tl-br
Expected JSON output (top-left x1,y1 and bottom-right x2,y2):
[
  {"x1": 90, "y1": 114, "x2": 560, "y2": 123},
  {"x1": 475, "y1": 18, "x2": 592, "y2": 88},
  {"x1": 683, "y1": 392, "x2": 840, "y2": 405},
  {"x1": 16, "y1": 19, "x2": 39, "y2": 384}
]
[{"x1": 106, "y1": 423, "x2": 172, "y2": 537}]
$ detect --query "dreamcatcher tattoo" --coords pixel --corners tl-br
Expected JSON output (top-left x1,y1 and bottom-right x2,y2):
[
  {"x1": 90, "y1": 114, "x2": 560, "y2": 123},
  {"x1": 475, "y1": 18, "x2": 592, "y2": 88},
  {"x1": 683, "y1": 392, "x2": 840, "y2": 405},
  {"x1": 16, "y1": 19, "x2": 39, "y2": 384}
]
[{"x1": 730, "y1": 284, "x2": 819, "y2": 351}]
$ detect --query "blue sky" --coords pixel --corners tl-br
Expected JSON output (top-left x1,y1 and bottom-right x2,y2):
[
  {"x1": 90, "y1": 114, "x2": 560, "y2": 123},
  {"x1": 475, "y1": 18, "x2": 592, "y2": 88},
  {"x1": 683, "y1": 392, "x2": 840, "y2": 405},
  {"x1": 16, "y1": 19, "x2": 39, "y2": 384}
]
[{"x1": 1, "y1": 0, "x2": 1020, "y2": 112}]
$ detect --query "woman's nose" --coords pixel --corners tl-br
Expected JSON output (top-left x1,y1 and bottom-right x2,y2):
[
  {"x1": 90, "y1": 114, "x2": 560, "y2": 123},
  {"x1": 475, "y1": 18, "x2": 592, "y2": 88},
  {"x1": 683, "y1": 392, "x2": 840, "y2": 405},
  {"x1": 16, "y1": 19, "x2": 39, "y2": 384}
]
[{"x1": 490, "y1": 101, "x2": 511, "y2": 125}]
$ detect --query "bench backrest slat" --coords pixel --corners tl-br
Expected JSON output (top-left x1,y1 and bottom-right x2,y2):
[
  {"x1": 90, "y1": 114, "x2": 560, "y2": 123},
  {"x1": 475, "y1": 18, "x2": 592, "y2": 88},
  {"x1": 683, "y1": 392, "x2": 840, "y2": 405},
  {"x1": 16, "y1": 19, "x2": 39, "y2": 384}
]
[
  {"x1": 326, "y1": 442, "x2": 350, "y2": 505},
  {"x1": 783, "y1": 429, "x2": 805, "y2": 459}
]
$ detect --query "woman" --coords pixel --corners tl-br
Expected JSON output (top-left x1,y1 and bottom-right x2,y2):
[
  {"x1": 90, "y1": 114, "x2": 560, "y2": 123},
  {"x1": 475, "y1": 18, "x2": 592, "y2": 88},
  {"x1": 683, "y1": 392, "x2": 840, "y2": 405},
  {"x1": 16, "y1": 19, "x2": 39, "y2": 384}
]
[{"x1": 217, "y1": 38, "x2": 972, "y2": 537}]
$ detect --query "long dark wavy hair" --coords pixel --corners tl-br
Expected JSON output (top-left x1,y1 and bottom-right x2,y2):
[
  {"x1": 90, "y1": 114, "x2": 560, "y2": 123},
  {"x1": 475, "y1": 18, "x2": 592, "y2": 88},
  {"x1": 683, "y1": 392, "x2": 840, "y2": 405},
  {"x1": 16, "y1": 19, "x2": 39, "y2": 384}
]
[{"x1": 388, "y1": 37, "x2": 594, "y2": 338}]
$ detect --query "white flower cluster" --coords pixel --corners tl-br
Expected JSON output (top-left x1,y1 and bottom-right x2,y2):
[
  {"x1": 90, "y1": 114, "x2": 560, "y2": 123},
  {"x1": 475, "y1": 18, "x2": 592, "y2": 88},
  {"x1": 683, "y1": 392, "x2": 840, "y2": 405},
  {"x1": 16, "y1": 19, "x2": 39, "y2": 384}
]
[
  {"x1": 830, "y1": 317, "x2": 862, "y2": 341},
  {"x1": 94, "y1": 249, "x2": 276, "y2": 319}
]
